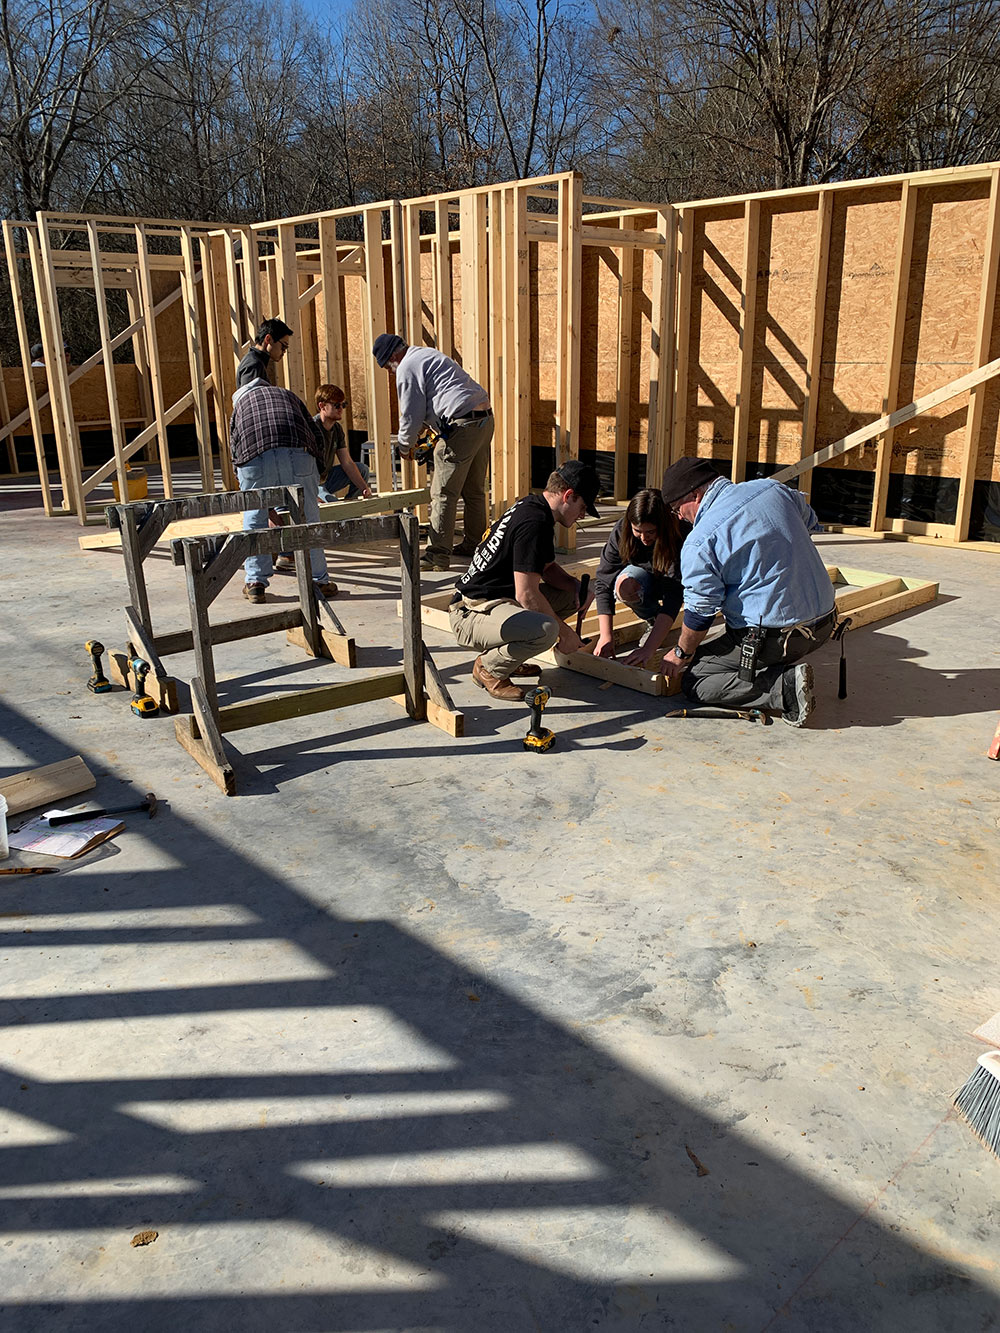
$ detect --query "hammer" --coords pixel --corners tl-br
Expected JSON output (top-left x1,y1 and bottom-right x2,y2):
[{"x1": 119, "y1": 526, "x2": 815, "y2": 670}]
[
  {"x1": 575, "y1": 573, "x2": 590, "y2": 637},
  {"x1": 48, "y1": 793, "x2": 158, "y2": 825},
  {"x1": 665, "y1": 707, "x2": 772, "y2": 725}
]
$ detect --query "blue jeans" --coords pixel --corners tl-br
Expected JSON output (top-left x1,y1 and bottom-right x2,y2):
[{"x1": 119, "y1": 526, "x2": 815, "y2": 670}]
[
  {"x1": 614, "y1": 565, "x2": 674, "y2": 623},
  {"x1": 319, "y1": 458, "x2": 371, "y2": 501},
  {"x1": 236, "y1": 448, "x2": 328, "y2": 587}
]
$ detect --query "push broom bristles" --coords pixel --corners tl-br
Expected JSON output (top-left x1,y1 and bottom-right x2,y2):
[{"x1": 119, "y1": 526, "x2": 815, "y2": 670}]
[{"x1": 953, "y1": 1051, "x2": 1000, "y2": 1160}]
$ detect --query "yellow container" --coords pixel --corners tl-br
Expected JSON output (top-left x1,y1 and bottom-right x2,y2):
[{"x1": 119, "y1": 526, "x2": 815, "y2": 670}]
[{"x1": 112, "y1": 467, "x2": 148, "y2": 502}]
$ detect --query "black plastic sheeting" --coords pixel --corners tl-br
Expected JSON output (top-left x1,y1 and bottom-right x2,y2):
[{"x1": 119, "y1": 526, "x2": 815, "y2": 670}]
[
  {"x1": 530, "y1": 446, "x2": 648, "y2": 496},
  {"x1": 528, "y1": 449, "x2": 1000, "y2": 543},
  {"x1": 969, "y1": 481, "x2": 1000, "y2": 541}
]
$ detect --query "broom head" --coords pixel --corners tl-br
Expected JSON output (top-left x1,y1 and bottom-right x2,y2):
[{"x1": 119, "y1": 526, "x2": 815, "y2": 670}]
[{"x1": 953, "y1": 1051, "x2": 1000, "y2": 1159}]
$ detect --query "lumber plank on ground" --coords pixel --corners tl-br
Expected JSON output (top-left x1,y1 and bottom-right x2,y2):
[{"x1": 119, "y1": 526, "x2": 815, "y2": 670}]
[
  {"x1": 108, "y1": 649, "x2": 179, "y2": 713},
  {"x1": 390, "y1": 694, "x2": 464, "y2": 737},
  {"x1": 0, "y1": 756, "x2": 96, "y2": 816},
  {"x1": 286, "y1": 624, "x2": 357, "y2": 668}
]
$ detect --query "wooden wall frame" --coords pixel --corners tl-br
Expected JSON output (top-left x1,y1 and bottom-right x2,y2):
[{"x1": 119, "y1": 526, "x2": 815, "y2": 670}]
[{"x1": 5, "y1": 160, "x2": 1000, "y2": 552}]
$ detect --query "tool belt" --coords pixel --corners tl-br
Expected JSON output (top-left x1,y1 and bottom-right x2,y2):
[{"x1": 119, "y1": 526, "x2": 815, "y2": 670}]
[{"x1": 731, "y1": 608, "x2": 836, "y2": 659}]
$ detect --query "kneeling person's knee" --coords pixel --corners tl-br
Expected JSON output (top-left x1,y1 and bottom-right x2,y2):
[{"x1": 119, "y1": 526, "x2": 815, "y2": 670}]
[{"x1": 616, "y1": 575, "x2": 641, "y2": 605}]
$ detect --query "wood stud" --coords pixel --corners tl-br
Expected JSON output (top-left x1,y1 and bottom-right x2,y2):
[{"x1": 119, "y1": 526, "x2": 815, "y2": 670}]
[{"x1": 10, "y1": 163, "x2": 1000, "y2": 552}]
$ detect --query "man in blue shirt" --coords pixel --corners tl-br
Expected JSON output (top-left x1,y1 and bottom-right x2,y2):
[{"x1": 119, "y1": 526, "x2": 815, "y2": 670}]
[
  {"x1": 374, "y1": 333, "x2": 492, "y2": 571},
  {"x1": 659, "y1": 457, "x2": 836, "y2": 726}
]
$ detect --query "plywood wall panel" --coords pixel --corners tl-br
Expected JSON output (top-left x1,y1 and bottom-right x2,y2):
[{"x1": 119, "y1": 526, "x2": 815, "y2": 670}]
[
  {"x1": 534, "y1": 241, "x2": 559, "y2": 447},
  {"x1": 753, "y1": 204, "x2": 816, "y2": 467},
  {"x1": 692, "y1": 209, "x2": 743, "y2": 460},
  {"x1": 593, "y1": 248, "x2": 621, "y2": 455},
  {"x1": 810, "y1": 189, "x2": 900, "y2": 471}
]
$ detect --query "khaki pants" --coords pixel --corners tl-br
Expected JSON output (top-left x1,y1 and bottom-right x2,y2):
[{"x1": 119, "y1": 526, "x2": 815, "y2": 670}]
[
  {"x1": 450, "y1": 584, "x2": 576, "y2": 678},
  {"x1": 427, "y1": 417, "x2": 493, "y2": 561}
]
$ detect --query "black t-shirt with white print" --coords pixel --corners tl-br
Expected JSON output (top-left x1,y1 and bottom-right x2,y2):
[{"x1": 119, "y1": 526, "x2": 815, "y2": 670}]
[{"x1": 456, "y1": 493, "x2": 555, "y2": 600}]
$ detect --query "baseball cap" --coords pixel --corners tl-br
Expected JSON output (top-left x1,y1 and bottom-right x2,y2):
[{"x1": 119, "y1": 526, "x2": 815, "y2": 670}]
[
  {"x1": 660, "y1": 457, "x2": 722, "y2": 505},
  {"x1": 555, "y1": 459, "x2": 602, "y2": 518}
]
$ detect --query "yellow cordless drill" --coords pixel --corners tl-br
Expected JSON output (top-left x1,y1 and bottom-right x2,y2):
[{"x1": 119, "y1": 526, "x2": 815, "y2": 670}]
[
  {"x1": 129, "y1": 655, "x2": 158, "y2": 717},
  {"x1": 85, "y1": 640, "x2": 112, "y2": 693},
  {"x1": 523, "y1": 685, "x2": 555, "y2": 752}
]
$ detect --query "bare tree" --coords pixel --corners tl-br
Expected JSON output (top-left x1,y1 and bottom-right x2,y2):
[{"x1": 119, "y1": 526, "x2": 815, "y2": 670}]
[{"x1": 0, "y1": 0, "x2": 154, "y2": 215}]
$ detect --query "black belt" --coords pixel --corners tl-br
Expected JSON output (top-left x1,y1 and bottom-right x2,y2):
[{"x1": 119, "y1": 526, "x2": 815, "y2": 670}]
[
  {"x1": 447, "y1": 408, "x2": 492, "y2": 427},
  {"x1": 753, "y1": 609, "x2": 836, "y2": 637}
]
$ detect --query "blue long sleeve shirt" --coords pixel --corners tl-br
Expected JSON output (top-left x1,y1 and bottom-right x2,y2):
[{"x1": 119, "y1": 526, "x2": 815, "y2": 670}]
[
  {"x1": 394, "y1": 347, "x2": 489, "y2": 448},
  {"x1": 681, "y1": 477, "x2": 835, "y2": 631}
]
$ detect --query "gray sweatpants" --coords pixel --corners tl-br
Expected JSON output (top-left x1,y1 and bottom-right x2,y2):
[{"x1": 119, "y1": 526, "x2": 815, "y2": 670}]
[
  {"x1": 683, "y1": 616, "x2": 835, "y2": 708},
  {"x1": 450, "y1": 584, "x2": 576, "y2": 678}
]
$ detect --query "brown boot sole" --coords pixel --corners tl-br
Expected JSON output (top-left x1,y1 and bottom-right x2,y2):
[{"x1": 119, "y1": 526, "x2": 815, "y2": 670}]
[{"x1": 472, "y1": 662, "x2": 524, "y2": 701}]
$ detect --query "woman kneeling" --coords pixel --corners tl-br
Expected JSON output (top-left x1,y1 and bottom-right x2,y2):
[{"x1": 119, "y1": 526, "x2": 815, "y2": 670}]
[{"x1": 593, "y1": 489, "x2": 685, "y2": 665}]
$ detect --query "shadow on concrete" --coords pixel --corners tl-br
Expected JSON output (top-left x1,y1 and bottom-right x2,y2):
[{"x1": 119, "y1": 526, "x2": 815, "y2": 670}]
[
  {"x1": 812, "y1": 627, "x2": 1000, "y2": 728},
  {"x1": 0, "y1": 702, "x2": 996, "y2": 1332}
]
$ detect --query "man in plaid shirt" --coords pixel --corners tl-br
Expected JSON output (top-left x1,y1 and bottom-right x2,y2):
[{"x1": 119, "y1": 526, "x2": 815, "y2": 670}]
[{"x1": 230, "y1": 380, "x2": 338, "y2": 602}]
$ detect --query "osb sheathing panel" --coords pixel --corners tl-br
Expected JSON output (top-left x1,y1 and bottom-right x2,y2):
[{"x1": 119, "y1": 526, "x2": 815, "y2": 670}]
[
  {"x1": 635, "y1": 248, "x2": 653, "y2": 456},
  {"x1": 691, "y1": 209, "x2": 743, "y2": 459},
  {"x1": 533, "y1": 241, "x2": 558, "y2": 442},
  {"x1": 753, "y1": 203, "x2": 818, "y2": 468},
  {"x1": 594, "y1": 247, "x2": 623, "y2": 454},
  {"x1": 333, "y1": 228, "x2": 655, "y2": 464},
  {"x1": 680, "y1": 180, "x2": 1000, "y2": 483},
  {"x1": 330, "y1": 272, "x2": 367, "y2": 437},
  {"x1": 149, "y1": 268, "x2": 203, "y2": 425},
  {"x1": 894, "y1": 184, "x2": 995, "y2": 480},
  {"x1": 310, "y1": 265, "x2": 360, "y2": 432},
  {"x1": 4, "y1": 361, "x2": 145, "y2": 433},
  {"x1": 814, "y1": 187, "x2": 900, "y2": 471}
]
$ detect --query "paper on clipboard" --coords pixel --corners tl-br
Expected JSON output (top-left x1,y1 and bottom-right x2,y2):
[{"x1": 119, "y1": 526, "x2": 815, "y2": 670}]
[{"x1": 8, "y1": 809, "x2": 125, "y2": 859}]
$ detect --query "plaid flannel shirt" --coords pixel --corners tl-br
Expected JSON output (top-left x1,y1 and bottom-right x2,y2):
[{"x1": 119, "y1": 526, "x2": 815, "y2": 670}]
[{"x1": 229, "y1": 384, "x2": 325, "y2": 468}]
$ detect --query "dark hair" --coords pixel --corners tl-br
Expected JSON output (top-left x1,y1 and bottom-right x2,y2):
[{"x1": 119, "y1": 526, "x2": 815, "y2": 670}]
[
  {"x1": 255, "y1": 317, "x2": 293, "y2": 345},
  {"x1": 618, "y1": 489, "x2": 681, "y2": 574}
]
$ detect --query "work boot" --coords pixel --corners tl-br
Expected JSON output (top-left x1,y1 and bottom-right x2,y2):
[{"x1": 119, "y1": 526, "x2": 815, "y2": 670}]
[
  {"x1": 472, "y1": 656, "x2": 525, "y2": 701},
  {"x1": 452, "y1": 542, "x2": 478, "y2": 558},
  {"x1": 275, "y1": 554, "x2": 295, "y2": 572},
  {"x1": 509, "y1": 663, "x2": 542, "y2": 677},
  {"x1": 421, "y1": 552, "x2": 450, "y2": 572},
  {"x1": 242, "y1": 582, "x2": 266, "y2": 604},
  {"x1": 781, "y1": 662, "x2": 815, "y2": 727},
  {"x1": 314, "y1": 581, "x2": 339, "y2": 599}
]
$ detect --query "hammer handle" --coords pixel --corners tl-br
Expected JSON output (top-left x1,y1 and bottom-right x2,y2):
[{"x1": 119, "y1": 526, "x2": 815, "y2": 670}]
[
  {"x1": 575, "y1": 573, "x2": 590, "y2": 636},
  {"x1": 49, "y1": 801, "x2": 150, "y2": 825}
]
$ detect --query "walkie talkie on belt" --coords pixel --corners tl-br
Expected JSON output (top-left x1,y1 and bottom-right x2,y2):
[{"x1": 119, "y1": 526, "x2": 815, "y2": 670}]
[{"x1": 738, "y1": 624, "x2": 764, "y2": 682}]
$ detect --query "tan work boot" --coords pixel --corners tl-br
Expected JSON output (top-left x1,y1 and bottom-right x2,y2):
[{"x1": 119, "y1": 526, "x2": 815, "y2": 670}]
[{"x1": 472, "y1": 656, "x2": 525, "y2": 701}]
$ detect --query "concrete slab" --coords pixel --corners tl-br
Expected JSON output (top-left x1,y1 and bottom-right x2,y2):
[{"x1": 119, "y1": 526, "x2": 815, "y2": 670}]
[{"x1": 1, "y1": 479, "x2": 999, "y2": 1331}]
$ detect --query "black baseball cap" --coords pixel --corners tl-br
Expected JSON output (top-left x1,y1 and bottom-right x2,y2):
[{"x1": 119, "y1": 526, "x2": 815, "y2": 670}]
[
  {"x1": 660, "y1": 457, "x2": 722, "y2": 505},
  {"x1": 554, "y1": 459, "x2": 601, "y2": 517}
]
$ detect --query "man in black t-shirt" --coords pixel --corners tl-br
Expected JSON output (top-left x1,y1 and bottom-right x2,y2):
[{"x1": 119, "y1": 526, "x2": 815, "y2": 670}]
[{"x1": 449, "y1": 461, "x2": 601, "y2": 701}]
